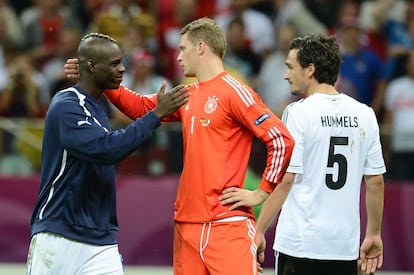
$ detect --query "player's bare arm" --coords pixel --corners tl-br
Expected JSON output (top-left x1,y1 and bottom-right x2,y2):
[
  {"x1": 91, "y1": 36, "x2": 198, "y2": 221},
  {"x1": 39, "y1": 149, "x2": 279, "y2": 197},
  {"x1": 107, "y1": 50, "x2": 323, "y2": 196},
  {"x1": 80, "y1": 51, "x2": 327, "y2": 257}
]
[
  {"x1": 219, "y1": 187, "x2": 269, "y2": 210},
  {"x1": 255, "y1": 173, "x2": 295, "y2": 264},
  {"x1": 359, "y1": 174, "x2": 384, "y2": 274},
  {"x1": 64, "y1": 58, "x2": 189, "y2": 97}
]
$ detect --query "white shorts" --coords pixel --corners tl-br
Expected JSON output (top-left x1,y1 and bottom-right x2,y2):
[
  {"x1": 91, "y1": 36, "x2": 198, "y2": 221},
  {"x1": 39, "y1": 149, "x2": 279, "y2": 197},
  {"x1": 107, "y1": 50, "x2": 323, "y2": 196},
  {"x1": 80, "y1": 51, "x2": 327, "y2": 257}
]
[{"x1": 26, "y1": 232, "x2": 123, "y2": 275}]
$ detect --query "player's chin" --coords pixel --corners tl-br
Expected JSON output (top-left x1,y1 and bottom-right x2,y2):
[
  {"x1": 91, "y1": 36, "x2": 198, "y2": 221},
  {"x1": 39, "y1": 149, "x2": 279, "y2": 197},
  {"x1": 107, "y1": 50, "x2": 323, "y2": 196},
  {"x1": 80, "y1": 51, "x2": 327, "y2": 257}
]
[{"x1": 108, "y1": 79, "x2": 122, "y2": 89}]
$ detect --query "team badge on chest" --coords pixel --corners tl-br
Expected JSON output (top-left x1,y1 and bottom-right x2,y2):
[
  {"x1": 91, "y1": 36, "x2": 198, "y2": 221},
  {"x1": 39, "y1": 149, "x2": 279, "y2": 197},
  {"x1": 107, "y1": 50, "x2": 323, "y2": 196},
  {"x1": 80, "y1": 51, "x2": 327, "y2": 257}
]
[
  {"x1": 199, "y1": 118, "x2": 211, "y2": 127},
  {"x1": 204, "y1": 96, "x2": 219, "y2": 114}
]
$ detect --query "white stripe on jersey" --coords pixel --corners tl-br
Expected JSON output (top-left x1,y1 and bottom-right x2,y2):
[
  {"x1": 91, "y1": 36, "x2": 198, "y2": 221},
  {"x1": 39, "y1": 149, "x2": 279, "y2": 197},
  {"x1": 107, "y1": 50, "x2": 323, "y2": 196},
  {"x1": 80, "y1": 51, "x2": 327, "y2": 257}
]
[
  {"x1": 266, "y1": 126, "x2": 285, "y2": 182},
  {"x1": 66, "y1": 87, "x2": 91, "y2": 117},
  {"x1": 221, "y1": 74, "x2": 286, "y2": 183},
  {"x1": 222, "y1": 74, "x2": 255, "y2": 107},
  {"x1": 39, "y1": 149, "x2": 67, "y2": 219},
  {"x1": 66, "y1": 87, "x2": 109, "y2": 132}
]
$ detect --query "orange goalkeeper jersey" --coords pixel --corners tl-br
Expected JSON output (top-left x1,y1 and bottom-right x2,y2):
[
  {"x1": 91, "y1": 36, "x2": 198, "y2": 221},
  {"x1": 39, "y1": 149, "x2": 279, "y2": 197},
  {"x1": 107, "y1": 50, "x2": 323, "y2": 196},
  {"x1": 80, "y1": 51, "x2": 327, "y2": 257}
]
[{"x1": 105, "y1": 72, "x2": 294, "y2": 222}]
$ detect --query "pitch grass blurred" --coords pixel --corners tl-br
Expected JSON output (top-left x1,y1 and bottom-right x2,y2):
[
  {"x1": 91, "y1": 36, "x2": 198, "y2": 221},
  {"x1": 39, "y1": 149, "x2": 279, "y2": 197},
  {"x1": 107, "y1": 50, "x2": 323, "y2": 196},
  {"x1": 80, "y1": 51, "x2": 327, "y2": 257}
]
[{"x1": 1, "y1": 263, "x2": 412, "y2": 275}]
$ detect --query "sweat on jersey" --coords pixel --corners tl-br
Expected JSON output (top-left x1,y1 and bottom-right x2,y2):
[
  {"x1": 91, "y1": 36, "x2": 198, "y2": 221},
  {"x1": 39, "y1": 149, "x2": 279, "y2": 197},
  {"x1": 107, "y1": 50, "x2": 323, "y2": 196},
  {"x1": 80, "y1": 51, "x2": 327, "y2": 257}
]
[
  {"x1": 104, "y1": 72, "x2": 295, "y2": 223},
  {"x1": 30, "y1": 86, "x2": 161, "y2": 245}
]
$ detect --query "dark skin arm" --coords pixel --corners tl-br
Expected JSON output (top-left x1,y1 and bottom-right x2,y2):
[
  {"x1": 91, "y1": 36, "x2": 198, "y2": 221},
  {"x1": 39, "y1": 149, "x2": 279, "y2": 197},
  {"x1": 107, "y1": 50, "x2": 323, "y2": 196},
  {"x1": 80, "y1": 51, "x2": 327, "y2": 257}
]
[
  {"x1": 152, "y1": 81, "x2": 189, "y2": 118},
  {"x1": 64, "y1": 58, "x2": 189, "y2": 118}
]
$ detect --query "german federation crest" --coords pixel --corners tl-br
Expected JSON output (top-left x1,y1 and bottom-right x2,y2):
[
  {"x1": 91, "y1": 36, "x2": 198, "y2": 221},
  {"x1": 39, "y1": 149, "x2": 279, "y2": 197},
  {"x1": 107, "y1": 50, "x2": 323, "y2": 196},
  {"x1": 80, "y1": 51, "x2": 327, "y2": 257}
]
[{"x1": 205, "y1": 96, "x2": 218, "y2": 114}]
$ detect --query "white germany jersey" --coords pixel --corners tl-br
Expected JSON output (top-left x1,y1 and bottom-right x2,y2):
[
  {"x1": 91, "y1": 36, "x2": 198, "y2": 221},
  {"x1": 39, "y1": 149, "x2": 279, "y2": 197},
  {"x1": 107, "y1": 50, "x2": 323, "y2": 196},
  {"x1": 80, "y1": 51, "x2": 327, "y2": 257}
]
[{"x1": 274, "y1": 92, "x2": 386, "y2": 260}]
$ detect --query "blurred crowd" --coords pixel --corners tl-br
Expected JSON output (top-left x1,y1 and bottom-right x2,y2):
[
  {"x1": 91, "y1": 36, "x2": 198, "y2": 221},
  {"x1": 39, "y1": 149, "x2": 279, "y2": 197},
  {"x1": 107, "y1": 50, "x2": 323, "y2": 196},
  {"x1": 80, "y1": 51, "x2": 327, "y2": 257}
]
[{"x1": 0, "y1": 0, "x2": 413, "y2": 181}]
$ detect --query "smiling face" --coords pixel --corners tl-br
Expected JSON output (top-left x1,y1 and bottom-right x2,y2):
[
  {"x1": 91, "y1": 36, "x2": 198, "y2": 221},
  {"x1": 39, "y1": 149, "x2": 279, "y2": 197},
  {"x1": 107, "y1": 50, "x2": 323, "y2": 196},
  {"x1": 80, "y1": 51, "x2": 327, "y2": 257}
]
[
  {"x1": 93, "y1": 42, "x2": 125, "y2": 90},
  {"x1": 284, "y1": 49, "x2": 309, "y2": 96}
]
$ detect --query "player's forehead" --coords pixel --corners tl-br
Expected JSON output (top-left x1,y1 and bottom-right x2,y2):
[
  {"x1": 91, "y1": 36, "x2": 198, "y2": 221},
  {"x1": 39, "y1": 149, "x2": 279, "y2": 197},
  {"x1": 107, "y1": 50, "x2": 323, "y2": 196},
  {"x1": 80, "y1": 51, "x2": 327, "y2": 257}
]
[
  {"x1": 179, "y1": 33, "x2": 193, "y2": 48},
  {"x1": 95, "y1": 42, "x2": 122, "y2": 63},
  {"x1": 285, "y1": 49, "x2": 300, "y2": 67}
]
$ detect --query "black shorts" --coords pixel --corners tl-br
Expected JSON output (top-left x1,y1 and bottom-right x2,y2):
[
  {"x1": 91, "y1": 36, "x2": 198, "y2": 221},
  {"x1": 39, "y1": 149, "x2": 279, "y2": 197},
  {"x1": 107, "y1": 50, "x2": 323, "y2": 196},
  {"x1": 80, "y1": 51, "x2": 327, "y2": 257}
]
[{"x1": 276, "y1": 251, "x2": 357, "y2": 275}]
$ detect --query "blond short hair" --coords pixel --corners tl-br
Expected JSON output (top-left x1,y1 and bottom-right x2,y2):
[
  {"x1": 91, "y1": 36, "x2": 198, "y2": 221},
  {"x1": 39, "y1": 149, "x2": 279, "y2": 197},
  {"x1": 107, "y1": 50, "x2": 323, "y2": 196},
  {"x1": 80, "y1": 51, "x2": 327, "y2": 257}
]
[{"x1": 181, "y1": 17, "x2": 227, "y2": 59}]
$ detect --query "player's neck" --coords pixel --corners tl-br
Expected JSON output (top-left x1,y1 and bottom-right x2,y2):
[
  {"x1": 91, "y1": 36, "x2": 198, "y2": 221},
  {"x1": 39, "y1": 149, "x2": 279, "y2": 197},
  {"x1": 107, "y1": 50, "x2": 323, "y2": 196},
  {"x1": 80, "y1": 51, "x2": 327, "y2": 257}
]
[
  {"x1": 308, "y1": 83, "x2": 338, "y2": 96},
  {"x1": 196, "y1": 57, "x2": 225, "y2": 82},
  {"x1": 78, "y1": 79, "x2": 104, "y2": 100}
]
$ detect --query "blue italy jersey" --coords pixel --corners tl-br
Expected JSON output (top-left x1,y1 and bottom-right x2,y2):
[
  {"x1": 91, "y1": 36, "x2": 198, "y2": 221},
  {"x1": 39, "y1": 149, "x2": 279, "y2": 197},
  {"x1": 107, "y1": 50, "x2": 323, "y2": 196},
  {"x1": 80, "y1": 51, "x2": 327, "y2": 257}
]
[{"x1": 30, "y1": 86, "x2": 160, "y2": 245}]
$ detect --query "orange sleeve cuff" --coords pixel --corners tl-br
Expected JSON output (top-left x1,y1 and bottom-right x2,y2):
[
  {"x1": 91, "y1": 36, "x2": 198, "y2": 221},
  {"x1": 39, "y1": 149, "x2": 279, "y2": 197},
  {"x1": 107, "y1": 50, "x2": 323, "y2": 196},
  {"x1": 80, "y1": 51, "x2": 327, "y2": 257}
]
[{"x1": 259, "y1": 178, "x2": 276, "y2": 193}]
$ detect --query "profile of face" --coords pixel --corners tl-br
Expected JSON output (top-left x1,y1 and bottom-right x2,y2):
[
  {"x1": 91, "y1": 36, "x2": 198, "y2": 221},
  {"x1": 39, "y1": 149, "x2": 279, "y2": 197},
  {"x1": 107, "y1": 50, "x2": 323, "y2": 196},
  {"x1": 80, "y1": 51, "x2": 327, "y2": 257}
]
[
  {"x1": 284, "y1": 49, "x2": 308, "y2": 96},
  {"x1": 177, "y1": 33, "x2": 198, "y2": 77},
  {"x1": 92, "y1": 42, "x2": 125, "y2": 90}
]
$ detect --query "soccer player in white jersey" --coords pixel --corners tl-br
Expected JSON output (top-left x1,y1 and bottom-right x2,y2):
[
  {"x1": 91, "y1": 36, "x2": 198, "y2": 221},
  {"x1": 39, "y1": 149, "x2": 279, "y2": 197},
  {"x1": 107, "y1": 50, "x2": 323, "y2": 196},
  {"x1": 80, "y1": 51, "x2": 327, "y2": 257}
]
[{"x1": 219, "y1": 33, "x2": 386, "y2": 275}]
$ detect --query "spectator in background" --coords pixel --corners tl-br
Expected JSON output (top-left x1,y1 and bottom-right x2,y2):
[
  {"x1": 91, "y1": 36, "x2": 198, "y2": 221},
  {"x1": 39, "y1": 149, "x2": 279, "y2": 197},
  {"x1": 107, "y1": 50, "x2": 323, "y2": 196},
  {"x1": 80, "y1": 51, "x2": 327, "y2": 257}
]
[
  {"x1": 0, "y1": 54, "x2": 42, "y2": 174},
  {"x1": 375, "y1": 0, "x2": 414, "y2": 59},
  {"x1": 0, "y1": 12, "x2": 10, "y2": 92},
  {"x1": 157, "y1": 0, "x2": 198, "y2": 85},
  {"x1": 114, "y1": 47, "x2": 173, "y2": 127},
  {"x1": 215, "y1": 0, "x2": 275, "y2": 58},
  {"x1": 330, "y1": 0, "x2": 384, "y2": 60},
  {"x1": 122, "y1": 47, "x2": 172, "y2": 97},
  {"x1": 359, "y1": 0, "x2": 406, "y2": 60},
  {"x1": 0, "y1": 54, "x2": 41, "y2": 118},
  {"x1": 0, "y1": 0, "x2": 23, "y2": 49},
  {"x1": 224, "y1": 16, "x2": 262, "y2": 89},
  {"x1": 330, "y1": 0, "x2": 360, "y2": 34},
  {"x1": 90, "y1": 0, "x2": 155, "y2": 49},
  {"x1": 303, "y1": 0, "x2": 345, "y2": 31},
  {"x1": 360, "y1": 0, "x2": 414, "y2": 83},
  {"x1": 158, "y1": 0, "x2": 215, "y2": 20},
  {"x1": 248, "y1": 22, "x2": 299, "y2": 177},
  {"x1": 114, "y1": 47, "x2": 178, "y2": 175},
  {"x1": 66, "y1": 0, "x2": 108, "y2": 33},
  {"x1": 272, "y1": 0, "x2": 327, "y2": 40},
  {"x1": 383, "y1": 49, "x2": 414, "y2": 181},
  {"x1": 20, "y1": 0, "x2": 81, "y2": 68},
  {"x1": 336, "y1": 18, "x2": 385, "y2": 114},
  {"x1": 6, "y1": 0, "x2": 31, "y2": 16},
  {"x1": 0, "y1": 0, "x2": 23, "y2": 91},
  {"x1": 42, "y1": 27, "x2": 81, "y2": 104},
  {"x1": 257, "y1": 23, "x2": 299, "y2": 117},
  {"x1": 381, "y1": 1, "x2": 414, "y2": 83},
  {"x1": 120, "y1": 22, "x2": 153, "y2": 64}
]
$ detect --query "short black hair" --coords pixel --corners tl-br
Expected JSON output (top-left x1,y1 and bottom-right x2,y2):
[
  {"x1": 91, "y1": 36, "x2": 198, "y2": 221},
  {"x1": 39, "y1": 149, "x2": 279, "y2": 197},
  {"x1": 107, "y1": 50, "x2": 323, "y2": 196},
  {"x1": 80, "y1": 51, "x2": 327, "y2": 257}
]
[
  {"x1": 289, "y1": 34, "x2": 341, "y2": 85},
  {"x1": 77, "y1": 32, "x2": 119, "y2": 69},
  {"x1": 80, "y1": 32, "x2": 117, "y2": 44}
]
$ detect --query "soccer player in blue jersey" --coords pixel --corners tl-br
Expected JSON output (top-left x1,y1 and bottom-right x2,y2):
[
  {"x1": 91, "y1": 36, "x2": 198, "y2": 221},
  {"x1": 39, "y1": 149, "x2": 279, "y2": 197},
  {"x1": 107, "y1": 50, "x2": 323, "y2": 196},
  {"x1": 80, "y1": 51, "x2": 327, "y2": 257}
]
[
  {"x1": 26, "y1": 33, "x2": 188, "y2": 274},
  {"x1": 220, "y1": 34, "x2": 385, "y2": 275}
]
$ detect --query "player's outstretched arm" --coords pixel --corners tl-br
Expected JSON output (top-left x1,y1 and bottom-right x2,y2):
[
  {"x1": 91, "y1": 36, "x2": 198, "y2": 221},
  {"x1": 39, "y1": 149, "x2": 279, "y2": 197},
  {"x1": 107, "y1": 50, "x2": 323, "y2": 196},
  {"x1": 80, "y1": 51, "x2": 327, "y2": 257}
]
[{"x1": 152, "y1": 81, "x2": 188, "y2": 118}]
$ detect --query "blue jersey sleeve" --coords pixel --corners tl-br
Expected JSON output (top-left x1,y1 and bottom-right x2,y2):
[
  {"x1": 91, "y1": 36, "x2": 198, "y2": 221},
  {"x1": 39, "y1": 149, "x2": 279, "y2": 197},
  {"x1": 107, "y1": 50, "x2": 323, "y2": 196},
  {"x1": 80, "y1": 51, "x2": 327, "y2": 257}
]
[{"x1": 49, "y1": 92, "x2": 160, "y2": 164}]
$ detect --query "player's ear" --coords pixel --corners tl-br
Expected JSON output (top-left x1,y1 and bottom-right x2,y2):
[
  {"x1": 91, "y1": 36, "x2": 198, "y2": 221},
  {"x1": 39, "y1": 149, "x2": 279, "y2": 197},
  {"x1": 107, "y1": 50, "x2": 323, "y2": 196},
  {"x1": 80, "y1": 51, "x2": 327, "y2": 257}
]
[
  {"x1": 307, "y1": 63, "x2": 315, "y2": 78},
  {"x1": 87, "y1": 59, "x2": 96, "y2": 72}
]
